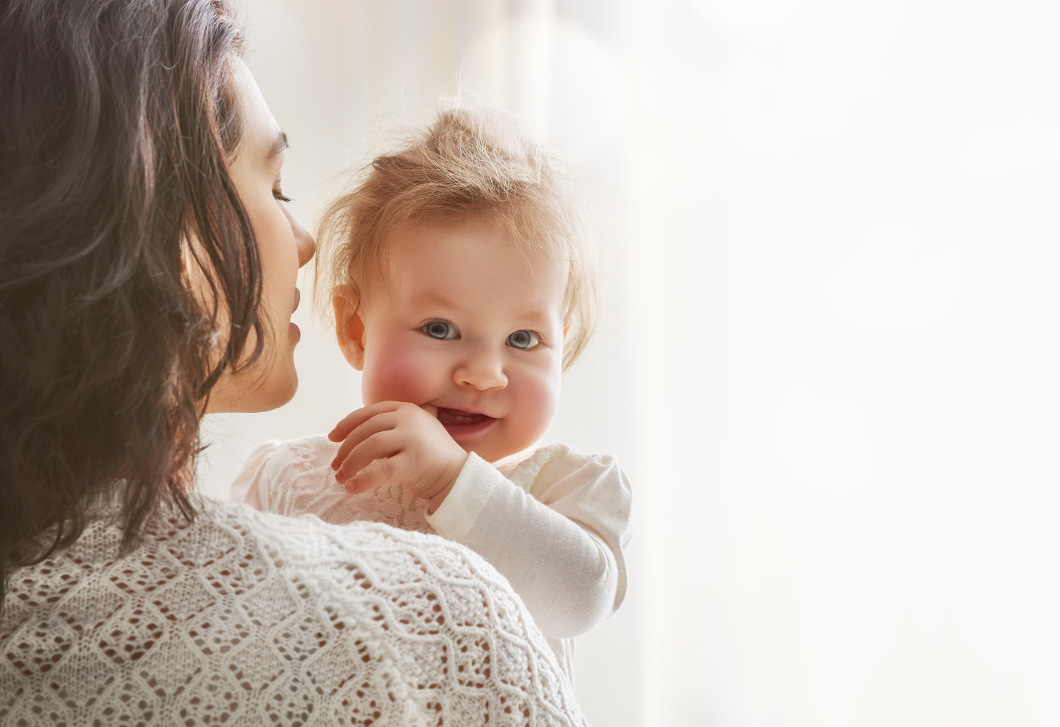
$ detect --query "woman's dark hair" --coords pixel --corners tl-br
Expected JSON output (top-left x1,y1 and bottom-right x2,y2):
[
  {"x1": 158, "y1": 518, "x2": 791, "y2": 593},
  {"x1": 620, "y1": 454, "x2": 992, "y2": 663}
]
[{"x1": 0, "y1": 0, "x2": 264, "y2": 604}]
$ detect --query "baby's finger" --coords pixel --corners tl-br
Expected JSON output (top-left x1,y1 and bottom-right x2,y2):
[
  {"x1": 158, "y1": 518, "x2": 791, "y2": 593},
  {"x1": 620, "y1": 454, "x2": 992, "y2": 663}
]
[
  {"x1": 335, "y1": 428, "x2": 404, "y2": 484},
  {"x1": 344, "y1": 452, "x2": 410, "y2": 495},
  {"x1": 331, "y1": 409, "x2": 404, "y2": 469},
  {"x1": 329, "y1": 401, "x2": 402, "y2": 442}
]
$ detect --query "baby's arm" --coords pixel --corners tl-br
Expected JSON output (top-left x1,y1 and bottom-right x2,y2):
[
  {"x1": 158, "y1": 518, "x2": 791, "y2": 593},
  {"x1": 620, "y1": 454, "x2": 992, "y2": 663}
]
[
  {"x1": 327, "y1": 405, "x2": 634, "y2": 638},
  {"x1": 425, "y1": 447, "x2": 634, "y2": 639}
]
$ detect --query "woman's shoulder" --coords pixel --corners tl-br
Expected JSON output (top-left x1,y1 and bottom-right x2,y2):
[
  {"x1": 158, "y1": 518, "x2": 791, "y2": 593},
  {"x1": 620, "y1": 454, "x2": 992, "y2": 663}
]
[
  {"x1": 3, "y1": 494, "x2": 530, "y2": 622},
  {"x1": 1, "y1": 495, "x2": 584, "y2": 724},
  {"x1": 205, "y1": 495, "x2": 506, "y2": 587}
]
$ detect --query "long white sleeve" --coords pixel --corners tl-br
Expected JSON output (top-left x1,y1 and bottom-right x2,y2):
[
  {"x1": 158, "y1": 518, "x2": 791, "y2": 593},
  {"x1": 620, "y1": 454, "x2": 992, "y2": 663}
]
[{"x1": 425, "y1": 447, "x2": 633, "y2": 639}]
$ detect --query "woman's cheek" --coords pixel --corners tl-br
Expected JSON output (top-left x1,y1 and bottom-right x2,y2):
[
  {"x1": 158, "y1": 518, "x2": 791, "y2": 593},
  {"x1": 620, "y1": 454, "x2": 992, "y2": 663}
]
[{"x1": 361, "y1": 338, "x2": 436, "y2": 406}]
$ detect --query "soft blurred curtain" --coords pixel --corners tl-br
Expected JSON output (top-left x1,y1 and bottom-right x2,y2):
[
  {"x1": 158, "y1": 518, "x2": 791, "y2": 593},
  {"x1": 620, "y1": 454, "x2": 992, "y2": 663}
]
[{"x1": 204, "y1": 1, "x2": 1060, "y2": 725}]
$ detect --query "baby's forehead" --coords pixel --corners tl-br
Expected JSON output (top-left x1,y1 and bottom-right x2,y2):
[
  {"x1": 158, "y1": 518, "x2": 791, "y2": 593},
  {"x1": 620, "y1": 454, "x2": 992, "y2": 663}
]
[
  {"x1": 383, "y1": 216, "x2": 561, "y2": 271},
  {"x1": 360, "y1": 230, "x2": 563, "y2": 306}
]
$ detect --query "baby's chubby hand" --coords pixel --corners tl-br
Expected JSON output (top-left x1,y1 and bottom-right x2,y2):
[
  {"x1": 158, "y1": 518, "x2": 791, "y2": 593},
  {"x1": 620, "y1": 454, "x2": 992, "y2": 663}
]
[{"x1": 328, "y1": 401, "x2": 468, "y2": 511}]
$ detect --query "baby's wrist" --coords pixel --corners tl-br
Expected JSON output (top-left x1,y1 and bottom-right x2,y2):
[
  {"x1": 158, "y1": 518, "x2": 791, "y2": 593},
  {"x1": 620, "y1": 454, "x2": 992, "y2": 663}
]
[
  {"x1": 426, "y1": 481, "x2": 454, "y2": 515},
  {"x1": 425, "y1": 450, "x2": 467, "y2": 514}
]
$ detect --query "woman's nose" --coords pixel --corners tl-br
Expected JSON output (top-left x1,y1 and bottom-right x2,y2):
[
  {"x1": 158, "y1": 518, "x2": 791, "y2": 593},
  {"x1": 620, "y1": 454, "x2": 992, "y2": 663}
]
[
  {"x1": 295, "y1": 223, "x2": 316, "y2": 268},
  {"x1": 285, "y1": 205, "x2": 316, "y2": 267}
]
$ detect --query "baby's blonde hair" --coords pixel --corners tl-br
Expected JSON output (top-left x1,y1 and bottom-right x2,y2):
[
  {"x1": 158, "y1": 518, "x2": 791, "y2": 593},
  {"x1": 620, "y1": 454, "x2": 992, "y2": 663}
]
[{"x1": 315, "y1": 105, "x2": 599, "y2": 370}]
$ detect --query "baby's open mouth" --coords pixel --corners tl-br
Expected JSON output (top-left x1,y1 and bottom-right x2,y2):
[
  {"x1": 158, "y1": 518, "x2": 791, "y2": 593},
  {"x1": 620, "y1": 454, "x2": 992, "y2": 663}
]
[
  {"x1": 436, "y1": 408, "x2": 496, "y2": 437},
  {"x1": 437, "y1": 408, "x2": 493, "y2": 427}
]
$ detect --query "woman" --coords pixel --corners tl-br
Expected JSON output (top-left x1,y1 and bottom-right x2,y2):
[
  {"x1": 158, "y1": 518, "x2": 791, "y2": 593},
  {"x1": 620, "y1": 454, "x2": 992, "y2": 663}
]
[{"x1": 0, "y1": 1, "x2": 584, "y2": 724}]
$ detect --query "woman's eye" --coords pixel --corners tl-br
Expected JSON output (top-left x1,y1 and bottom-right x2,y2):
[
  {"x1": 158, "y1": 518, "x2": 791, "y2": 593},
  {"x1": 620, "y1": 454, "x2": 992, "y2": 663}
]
[
  {"x1": 506, "y1": 330, "x2": 540, "y2": 350},
  {"x1": 423, "y1": 320, "x2": 458, "y2": 340},
  {"x1": 273, "y1": 187, "x2": 292, "y2": 203}
]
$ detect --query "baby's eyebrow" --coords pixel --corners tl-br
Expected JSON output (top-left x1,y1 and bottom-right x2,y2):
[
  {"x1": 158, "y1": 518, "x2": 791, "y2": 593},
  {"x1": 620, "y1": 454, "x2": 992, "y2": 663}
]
[
  {"x1": 409, "y1": 290, "x2": 458, "y2": 309},
  {"x1": 514, "y1": 309, "x2": 553, "y2": 328}
]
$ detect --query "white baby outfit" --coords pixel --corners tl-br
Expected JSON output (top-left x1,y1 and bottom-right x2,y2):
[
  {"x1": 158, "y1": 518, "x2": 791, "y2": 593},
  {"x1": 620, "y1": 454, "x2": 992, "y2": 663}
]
[
  {"x1": 0, "y1": 495, "x2": 586, "y2": 726},
  {"x1": 232, "y1": 435, "x2": 634, "y2": 682}
]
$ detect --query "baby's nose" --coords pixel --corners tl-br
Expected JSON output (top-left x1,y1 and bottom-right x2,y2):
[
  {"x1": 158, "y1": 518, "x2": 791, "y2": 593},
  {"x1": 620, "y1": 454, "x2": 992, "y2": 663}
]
[{"x1": 454, "y1": 356, "x2": 507, "y2": 391}]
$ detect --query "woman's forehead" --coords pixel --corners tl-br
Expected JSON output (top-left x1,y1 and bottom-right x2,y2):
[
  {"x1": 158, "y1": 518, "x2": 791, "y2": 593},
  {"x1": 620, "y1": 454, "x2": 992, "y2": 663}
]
[{"x1": 228, "y1": 57, "x2": 284, "y2": 166}]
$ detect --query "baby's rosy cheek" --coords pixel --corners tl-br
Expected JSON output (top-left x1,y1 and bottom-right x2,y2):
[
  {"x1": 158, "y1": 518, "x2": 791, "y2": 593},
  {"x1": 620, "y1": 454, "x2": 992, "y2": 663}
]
[
  {"x1": 510, "y1": 373, "x2": 561, "y2": 439},
  {"x1": 363, "y1": 345, "x2": 435, "y2": 405}
]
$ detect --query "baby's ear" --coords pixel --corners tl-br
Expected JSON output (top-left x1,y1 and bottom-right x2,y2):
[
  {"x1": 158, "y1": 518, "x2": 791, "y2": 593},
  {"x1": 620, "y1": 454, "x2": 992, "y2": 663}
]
[{"x1": 333, "y1": 284, "x2": 366, "y2": 371}]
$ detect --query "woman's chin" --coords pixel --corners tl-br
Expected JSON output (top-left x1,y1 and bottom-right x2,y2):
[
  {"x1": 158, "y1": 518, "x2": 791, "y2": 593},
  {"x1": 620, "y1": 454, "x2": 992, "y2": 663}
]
[{"x1": 206, "y1": 362, "x2": 298, "y2": 414}]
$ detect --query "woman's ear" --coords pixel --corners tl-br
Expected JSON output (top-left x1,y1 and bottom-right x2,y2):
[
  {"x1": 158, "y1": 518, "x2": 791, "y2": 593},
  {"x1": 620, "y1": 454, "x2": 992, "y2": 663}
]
[{"x1": 333, "y1": 284, "x2": 366, "y2": 371}]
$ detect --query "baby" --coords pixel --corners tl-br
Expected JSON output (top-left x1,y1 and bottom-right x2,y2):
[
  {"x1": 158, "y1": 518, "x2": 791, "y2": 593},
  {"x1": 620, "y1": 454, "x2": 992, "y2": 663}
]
[{"x1": 232, "y1": 106, "x2": 633, "y2": 682}]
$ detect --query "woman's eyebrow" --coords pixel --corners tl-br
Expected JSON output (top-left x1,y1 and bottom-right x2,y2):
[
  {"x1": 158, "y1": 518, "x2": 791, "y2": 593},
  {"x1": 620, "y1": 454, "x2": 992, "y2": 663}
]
[{"x1": 266, "y1": 131, "x2": 288, "y2": 161}]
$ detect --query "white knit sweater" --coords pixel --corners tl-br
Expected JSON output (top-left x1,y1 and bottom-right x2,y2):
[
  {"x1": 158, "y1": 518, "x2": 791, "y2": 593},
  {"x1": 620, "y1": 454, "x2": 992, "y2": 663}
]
[
  {"x1": 231, "y1": 436, "x2": 634, "y2": 682},
  {"x1": 0, "y1": 495, "x2": 586, "y2": 726}
]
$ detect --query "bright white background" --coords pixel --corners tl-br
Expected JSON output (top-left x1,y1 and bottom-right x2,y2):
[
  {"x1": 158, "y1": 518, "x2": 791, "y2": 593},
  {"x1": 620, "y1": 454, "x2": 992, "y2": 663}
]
[{"x1": 199, "y1": 1, "x2": 1060, "y2": 725}]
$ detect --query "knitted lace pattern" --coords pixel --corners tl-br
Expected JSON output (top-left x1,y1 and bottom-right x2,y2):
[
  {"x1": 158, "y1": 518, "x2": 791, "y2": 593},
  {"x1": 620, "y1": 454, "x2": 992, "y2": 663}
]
[
  {"x1": 0, "y1": 497, "x2": 585, "y2": 726},
  {"x1": 258, "y1": 435, "x2": 433, "y2": 533}
]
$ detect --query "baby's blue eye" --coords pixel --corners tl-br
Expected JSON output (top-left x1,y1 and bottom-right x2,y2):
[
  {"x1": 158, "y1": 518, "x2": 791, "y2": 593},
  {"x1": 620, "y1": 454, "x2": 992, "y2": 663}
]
[
  {"x1": 506, "y1": 330, "x2": 540, "y2": 349},
  {"x1": 423, "y1": 320, "x2": 458, "y2": 340}
]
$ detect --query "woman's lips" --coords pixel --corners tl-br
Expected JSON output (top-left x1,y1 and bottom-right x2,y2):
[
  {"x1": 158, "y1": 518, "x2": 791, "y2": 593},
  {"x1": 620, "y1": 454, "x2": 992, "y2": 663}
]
[
  {"x1": 290, "y1": 289, "x2": 301, "y2": 341},
  {"x1": 437, "y1": 407, "x2": 496, "y2": 437}
]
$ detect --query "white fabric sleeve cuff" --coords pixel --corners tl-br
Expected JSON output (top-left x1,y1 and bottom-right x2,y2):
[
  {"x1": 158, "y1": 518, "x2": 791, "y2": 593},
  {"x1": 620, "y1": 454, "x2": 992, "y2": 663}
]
[{"x1": 425, "y1": 452, "x2": 503, "y2": 541}]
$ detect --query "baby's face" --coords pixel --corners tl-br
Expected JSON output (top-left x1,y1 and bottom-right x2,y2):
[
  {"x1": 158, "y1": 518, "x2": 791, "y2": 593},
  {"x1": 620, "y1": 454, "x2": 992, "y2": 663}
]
[{"x1": 344, "y1": 214, "x2": 567, "y2": 462}]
